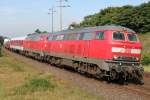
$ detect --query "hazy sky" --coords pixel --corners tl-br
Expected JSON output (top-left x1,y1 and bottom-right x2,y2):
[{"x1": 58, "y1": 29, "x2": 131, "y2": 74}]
[{"x1": 0, "y1": 0, "x2": 149, "y2": 38}]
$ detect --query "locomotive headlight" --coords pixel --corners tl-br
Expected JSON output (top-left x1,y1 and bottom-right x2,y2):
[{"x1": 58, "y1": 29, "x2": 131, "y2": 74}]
[
  {"x1": 131, "y1": 49, "x2": 141, "y2": 54},
  {"x1": 113, "y1": 55, "x2": 118, "y2": 60},
  {"x1": 136, "y1": 57, "x2": 140, "y2": 61}
]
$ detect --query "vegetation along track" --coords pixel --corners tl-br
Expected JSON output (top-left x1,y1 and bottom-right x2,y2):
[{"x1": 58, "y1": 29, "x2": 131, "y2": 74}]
[{"x1": 4, "y1": 48, "x2": 150, "y2": 100}]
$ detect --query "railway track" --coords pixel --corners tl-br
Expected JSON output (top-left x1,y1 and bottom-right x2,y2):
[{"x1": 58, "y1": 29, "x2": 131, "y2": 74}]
[
  {"x1": 4, "y1": 48, "x2": 150, "y2": 100},
  {"x1": 144, "y1": 72, "x2": 150, "y2": 78},
  {"x1": 123, "y1": 85, "x2": 150, "y2": 98}
]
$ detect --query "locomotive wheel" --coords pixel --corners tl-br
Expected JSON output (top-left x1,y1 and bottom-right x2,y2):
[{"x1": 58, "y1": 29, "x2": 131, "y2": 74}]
[
  {"x1": 55, "y1": 59, "x2": 62, "y2": 66},
  {"x1": 73, "y1": 63, "x2": 79, "y2": 71},
  {"x1": 51, "y1": 58, "x2": 56, "y2": 65},
  {"x1": 110, "y1": 70, "x2": 117, "y2": 81},
  {"x1": 77, "y1": 63, "x2": 85, "y2": 74},
  {"x1": 135, "y1": 70, "x2": 144, "y2": 85}
]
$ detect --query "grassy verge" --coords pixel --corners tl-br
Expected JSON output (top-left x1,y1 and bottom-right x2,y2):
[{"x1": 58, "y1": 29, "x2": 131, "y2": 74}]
[
  {"x1": 0, "y1": 51, "x2": 104, "y2": 100},
  {"x1": 144, "y1": 65, "x2": 150, "y2": 72},
  {"x1": 140, "y1": 33, "x2": 150, "y2": 72}
]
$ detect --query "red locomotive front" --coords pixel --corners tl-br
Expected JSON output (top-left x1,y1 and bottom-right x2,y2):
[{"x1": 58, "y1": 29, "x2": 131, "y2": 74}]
[
  {"x1": 104, "y1": 30, "x2": 143, "y2": 83},
  {"x1": 106, "y1": 31, "x2": 141, "y2": 61}
]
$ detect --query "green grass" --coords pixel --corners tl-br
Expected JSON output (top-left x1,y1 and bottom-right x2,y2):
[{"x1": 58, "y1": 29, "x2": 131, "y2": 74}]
[
  {"x1": 0, "y1": 50, "x2": 104, "y2": 100},
  {"x1": 139, "y1": 33, "x2": 150, "y2": 72},
  {"x1": 139, "y1": 33, "x2": 150, "y2": 66},
  {"x1": 0, "y1": 54, "x2": 24, "y2": 72},
  {"x1": 15, "y1": 77, "x2": 56, "y2": 95},
  {"x1": 139, "y1": 32, "x2": 150, "y2": 54},
  {"x1": 144, "y1": 65, "x2": 150, "y2": 72}
]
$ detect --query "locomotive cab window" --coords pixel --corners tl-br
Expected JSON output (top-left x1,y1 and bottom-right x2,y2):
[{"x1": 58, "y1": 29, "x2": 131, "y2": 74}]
[
  {"x1": 96, "y1": 32, "x2": 105, "y2": 40},
  {"x1": 127, "y1": 34, "x2": 138, "y2": 42},
  {"x1": 113, "y1": 32, "x2": 125, "y2": 41}
]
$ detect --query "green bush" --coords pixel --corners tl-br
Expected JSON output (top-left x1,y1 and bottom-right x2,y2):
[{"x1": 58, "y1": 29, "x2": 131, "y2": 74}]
[
  {"x1": 15, "y1": 78, "x2": 56, "y2": 95},
  {"x1": 0, "y1": 49, "x2": 2, "y2": 57},
  {"x1": 142, "y1": 53, "x2": 150, "y2": 65}
]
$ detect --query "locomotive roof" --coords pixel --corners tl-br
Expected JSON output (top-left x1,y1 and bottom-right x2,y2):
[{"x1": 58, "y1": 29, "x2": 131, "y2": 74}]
[
  {"x1": 11, "y1": 36, "x2": 27, "y2": 41},
  {"x1": 53, "y1": 25, "x2": 136, "y2": 35},
  {"x1": 27, "y1": 33, "x2": 49, "y2": 37}
]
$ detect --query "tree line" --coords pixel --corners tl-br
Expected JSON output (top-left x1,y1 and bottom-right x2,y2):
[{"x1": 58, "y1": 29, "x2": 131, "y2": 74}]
[
  {"x1": 69, "y1": 2, "x2": 150, "y2": 33},
  {"x1": 0, "y1": 36, "x2": 4, "y2": 45},
  {"x1": 0, "y1": 36, "x2": 4, "y2": 56}
]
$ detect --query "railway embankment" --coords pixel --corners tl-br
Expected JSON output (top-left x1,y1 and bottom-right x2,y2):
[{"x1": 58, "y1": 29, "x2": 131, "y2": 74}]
[
  {"x1": 1, "y1": 48, "x2": 150, "y2": 100},
  {"x1": 140, "y1": 32, "x2": 150, "y2": 72},
  {"x1": 0, "y1": 49, "x2": 103, "y2": 100}
]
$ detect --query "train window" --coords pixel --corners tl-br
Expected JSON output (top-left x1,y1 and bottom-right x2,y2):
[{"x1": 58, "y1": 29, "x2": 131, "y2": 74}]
[
  {"x1": 52, "y1": 36, "x2": 57, "y2": 40},
  {"x1": 78, "y1": 33, "x2": 84, "y2": 40},
  {"x1": 113, "y1": 32, "x2": 125, "y2": 41},
  {"x1": 31, "y1": 36, "x2": 35, "y2": 40},
  {"x1": 36, "y1": 35, "x2": 41, "y2": 41},
  {"x1": 56, "y1": 35, "x2": 64, "y2": 40},
  {"x1": 33, "y1": 35, "x2": 40, "y2": 41},
  {"x1": 82, "y1": 32, "x2": 94, "y2": 40},
  {"x1": 69, "y1": 34, "x2": 77, "y2": 40},
  {"x1": 127, "y1": 34, "x2": 138, "y2": 42},
  {"x1": 29, "y1": 35, "x2": 40, "y2": 41},
  {"x1": 96, "y1": 32, "x2": 105, "y2": 40},
  {"x1": 64, "y1": 34, "x2": 77, "y2": 40},
  {"x1": 48, "y1": 36, "x2": 53, "y2": 40},
  {"x1": 63, "y1": 34, "x2": 68, "y2": 40}
]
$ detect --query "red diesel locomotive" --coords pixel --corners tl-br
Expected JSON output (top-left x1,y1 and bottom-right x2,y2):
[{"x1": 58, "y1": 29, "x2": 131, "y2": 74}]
[{"x1": 7, "y1": 25, "x2": 144, "y2": 84}]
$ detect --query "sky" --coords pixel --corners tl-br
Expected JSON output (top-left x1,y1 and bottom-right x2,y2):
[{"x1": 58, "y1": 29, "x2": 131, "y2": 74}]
[{"x1": 0, "y1": 0, "x2": 149, "y2": 38}]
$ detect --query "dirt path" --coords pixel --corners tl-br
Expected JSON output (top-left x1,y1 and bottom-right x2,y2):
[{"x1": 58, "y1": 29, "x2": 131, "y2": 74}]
[{"x1": 5, "y1": 49, "x2": 150, "y2": 100}]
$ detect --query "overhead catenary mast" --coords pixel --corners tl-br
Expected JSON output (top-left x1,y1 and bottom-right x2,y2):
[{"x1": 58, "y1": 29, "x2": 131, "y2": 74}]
[
  {"x1": 57, "y1": 0, "x2": 70, "y2": 31},
  {"x1": 48, "y1": 7, "x2": 56, "y2": 33}
]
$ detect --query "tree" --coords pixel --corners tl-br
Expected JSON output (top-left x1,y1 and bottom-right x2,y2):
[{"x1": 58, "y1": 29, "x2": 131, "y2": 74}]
[
  {"x1": 69, "y1": 1, "x2": 150, "y2": 33},
  {"x1": 0, "y1": 36, "x2": 4, "y2": 45},
  {"x1": 35, "y1": 29, "x2": 42, "y2": 34},
  {"x1": 43, "y1": 31, "x2": 49, "y2": 34},
  {"x1": 0, "y1": 36, "x2": 4, "y2": 57},
  {"x1": 68, "y1": 22, "x2": 80, "y2": 29}
]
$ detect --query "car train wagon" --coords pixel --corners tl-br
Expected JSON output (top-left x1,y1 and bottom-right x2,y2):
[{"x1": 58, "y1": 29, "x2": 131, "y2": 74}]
[
  {"x1": 6, "y1": 25, "x2": 144, "y2": 84},
  {"x1": 9, "y1": 37, "x2": 26, "y2": 53}
]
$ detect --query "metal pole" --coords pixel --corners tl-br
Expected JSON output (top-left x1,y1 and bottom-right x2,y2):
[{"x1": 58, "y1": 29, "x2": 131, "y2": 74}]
[
  {"x1": 57, "y1": 0, "x2": 70, "y2": 31},
  {"x1": 48, "y1": 7, "x2": 56, "y2": 34},
  {"x1": 60, "y1": 0, "x2": 62, "y2": 31},
  {"x1": 52, "y1": 8, "x2": 54, "y2": 33},
  {"x1": 48, "y1": 10, "x2": 51, "y2": 33}
]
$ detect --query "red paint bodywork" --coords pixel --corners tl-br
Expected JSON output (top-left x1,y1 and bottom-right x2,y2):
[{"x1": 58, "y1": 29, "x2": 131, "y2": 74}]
[
  {"x1": 10, "y1": 40, "x2": 24, "y2": 47},
  {"x1": 24, "y1": 34, "x2": 48, "y2": 52},
  {"x1": 44, "y1": 30, "x2": 142, "y2": 61},
  {"x1": 9, "y1": 30, "x2": 142, "y2": 62}
]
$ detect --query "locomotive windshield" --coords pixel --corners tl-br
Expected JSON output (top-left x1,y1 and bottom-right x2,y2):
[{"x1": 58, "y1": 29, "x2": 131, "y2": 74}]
[
  {"x1": 127, "y1": 34, "x2": 138, "y2": 42},
  {"x1": 113, "y1": 32, "x2": 125, "y2": 41}
]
